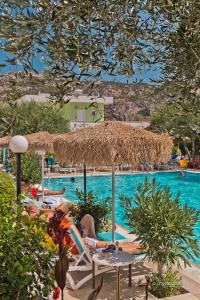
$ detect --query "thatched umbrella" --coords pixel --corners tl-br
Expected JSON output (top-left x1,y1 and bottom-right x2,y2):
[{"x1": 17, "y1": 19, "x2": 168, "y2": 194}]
[
  {"x1": 25, "y1": 131, "x2": 56, "y2": 153},
  {"x1": 54, "y1": 121, "x2": 173, "y2": 241},
  {"x1": 0, "y1": 132, "x2": 56, "y2": 152},
  {"x1": 0, "y1": 135, "x2": 12, "y2": 149}
]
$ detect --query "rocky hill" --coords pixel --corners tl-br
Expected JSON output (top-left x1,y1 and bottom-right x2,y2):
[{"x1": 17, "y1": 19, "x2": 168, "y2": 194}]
[{"x1": 0, "y1": 73, "x2": 162, "y2": 121}]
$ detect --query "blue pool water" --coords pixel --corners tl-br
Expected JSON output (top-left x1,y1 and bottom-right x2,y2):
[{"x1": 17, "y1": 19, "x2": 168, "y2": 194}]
[{"x1": 44, "y1": 171, "x2": 200, "y2": 264}]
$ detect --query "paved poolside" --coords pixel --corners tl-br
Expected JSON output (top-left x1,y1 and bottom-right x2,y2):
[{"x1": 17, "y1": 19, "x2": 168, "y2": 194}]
[{"x1": 61, "y1": 261, "x2": 200, "y2": 299}]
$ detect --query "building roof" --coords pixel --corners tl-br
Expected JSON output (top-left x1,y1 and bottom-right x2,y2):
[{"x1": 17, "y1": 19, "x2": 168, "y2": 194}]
[{"x1": 19, "y1": 93, "x2": 113, "y2": 104}]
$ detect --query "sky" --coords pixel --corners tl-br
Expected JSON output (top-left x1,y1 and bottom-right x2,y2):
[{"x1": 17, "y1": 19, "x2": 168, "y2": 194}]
[{"x1": 0, "y1": 49, "x2": 161, "y2": 84}]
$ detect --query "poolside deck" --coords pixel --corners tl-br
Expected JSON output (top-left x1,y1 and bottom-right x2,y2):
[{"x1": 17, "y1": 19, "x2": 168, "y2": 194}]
[
  {"x1": 61, "y1": 260, "x2": 200, "y2": 299},
  {"x1": 61, "y1": 227, "x2": 200, "y2": 300}
]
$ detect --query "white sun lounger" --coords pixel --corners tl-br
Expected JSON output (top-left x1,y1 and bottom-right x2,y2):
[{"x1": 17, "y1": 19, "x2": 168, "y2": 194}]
[{"x1": 66, "y1": 224, "x2": 112, "y2": 290}]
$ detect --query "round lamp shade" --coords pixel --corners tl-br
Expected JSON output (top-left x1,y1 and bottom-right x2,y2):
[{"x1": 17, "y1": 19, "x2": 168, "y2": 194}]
[{"x1": 9, "y1": 135, "x2": 29, "y2": 153}]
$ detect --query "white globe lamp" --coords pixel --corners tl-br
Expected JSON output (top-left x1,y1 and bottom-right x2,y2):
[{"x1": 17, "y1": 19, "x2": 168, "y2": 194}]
[
  {"x1": 9, "y1": 135, "x2": 28, "y2": 153},
  {"x1": 9, "y1": 135, "x2": 28, "y2": 201}
]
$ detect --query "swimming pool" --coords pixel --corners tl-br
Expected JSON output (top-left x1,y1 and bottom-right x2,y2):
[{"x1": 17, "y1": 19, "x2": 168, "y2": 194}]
[{"x1": 44, "y1": 171, "x2": 200, "y2": 264}]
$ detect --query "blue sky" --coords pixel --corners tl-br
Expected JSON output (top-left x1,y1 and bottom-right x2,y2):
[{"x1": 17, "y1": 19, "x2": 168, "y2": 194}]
[{"x1": 0, "y1": 49, "x2": 161, "y2": 84}]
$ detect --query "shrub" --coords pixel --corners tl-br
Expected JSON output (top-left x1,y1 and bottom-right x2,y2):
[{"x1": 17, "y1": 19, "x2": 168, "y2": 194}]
[
  {"x1": 10, "y1": 152, "x2": 42, "y2": 184},
  {"x1": 0, "y1": 171, "x2": 16, "y2": 209},
  {"x1": 0, "y1": 175, "x2": 55, "y2": 299},
  {"x1": 150, "y1": 269, "x2": 182, "y2": 298},
  {"x1": 120, "y1": 178, "x2": 200, "y2": 273},
  {"x1": 70, "y1": 190, "x2": 111, "y2": 233},
  {"x1": 0, "y1": 101, "x2": 68, "y2": 137},
  {"x1": 172, "y1": 145, "x2": 181, "y2": 155}
]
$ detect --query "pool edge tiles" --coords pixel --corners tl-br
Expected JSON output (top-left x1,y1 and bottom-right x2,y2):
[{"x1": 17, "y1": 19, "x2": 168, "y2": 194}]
[{"x1": 44, "y1": 169, "x2": 185, "y2": 179}]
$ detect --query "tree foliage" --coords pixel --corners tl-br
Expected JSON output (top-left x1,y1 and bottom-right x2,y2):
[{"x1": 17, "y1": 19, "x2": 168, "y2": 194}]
[
  {"x1": 151, "y1": 101, "x2": 200, "y2": 160},
  {"x1": 0, "y1": 100, "x2": 68, "y2": 137},
  {"x1": 1, "y1": 1, "x2": 200, "y2": 108},
  {"x1": 143, "y1": 1, "x2": 200, "y2": 105},
  {"x1": 0, "y1": 0, "x2": 150, "y2": 103},
  {"x1": 120, "y1": 178, "x2": 200, "y2": 273}
]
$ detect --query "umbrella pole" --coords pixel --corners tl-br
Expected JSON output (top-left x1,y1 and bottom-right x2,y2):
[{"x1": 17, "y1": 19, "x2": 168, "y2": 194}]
[
  {"x1": 42, "y1": 153, "x2": 45, "y2": 202},
  {"x1": 83, "y1": 163, "x2": 87, "y2": 200},
  {"x1": 112, "y1": 165, "x2": 115, "y2": 242}
]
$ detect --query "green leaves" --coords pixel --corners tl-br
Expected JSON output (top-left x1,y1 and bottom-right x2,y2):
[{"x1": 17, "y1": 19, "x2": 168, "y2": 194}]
[
  {"x1": 0, "y1": 189, "x2": 55, "y2": 299},
  {"x1": 0, "y1": 100, "x2": 68, "y2": 137},
  {"x1": 0, "y1": 171, "x2": 16, "y2": 210},
  {"x1": 120, "y1": 178, "x2": 200, "y2": 272},
  {"x1": 151, "y1": 100, "x2": 200, "y2": 161},
  {"x1": 70, "y1": 190, "x2": 111, "y2": 233},
  {"x1": 0, "y1": 0, "x2": 148, "y2": 90},
  {"x1": 150, "y1": 269, "x2": 182, "y2": 298},
  {"x1": 143, "y1": 1, "x2": 200, "y2": 102},
  {"x1": 9, "y1": 152, "x2": 42, "y2": 185}
]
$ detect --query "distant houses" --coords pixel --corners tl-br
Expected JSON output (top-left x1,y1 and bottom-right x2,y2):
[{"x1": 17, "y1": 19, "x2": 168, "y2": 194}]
[
  {"x1": 18, "y1": 92, "x2": 113, "y2": 131},
  {"x1": 19, "y1": 92, "x2": 150, "y2": 131}
]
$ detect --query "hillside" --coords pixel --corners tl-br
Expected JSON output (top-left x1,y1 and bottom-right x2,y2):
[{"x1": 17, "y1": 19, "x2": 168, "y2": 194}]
[{"x1": 0, "y1": 73, "x2": 163, "y2": 121}]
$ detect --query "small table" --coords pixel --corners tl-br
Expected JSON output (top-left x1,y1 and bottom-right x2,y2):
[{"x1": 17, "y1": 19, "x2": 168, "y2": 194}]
[{"x1": 92, "y1": 251, "x2": 142, "y2": 300}]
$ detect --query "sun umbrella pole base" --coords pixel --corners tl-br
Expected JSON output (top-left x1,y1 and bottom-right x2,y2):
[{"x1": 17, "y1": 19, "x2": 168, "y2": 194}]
[{"x1": 112, "y1": 165, "x2": 115, "y2": 242}]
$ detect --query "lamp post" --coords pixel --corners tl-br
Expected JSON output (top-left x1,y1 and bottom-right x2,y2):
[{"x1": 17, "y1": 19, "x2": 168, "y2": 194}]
[{"x1": 9, "y1": 135, "x2": 28, "y2": 201}]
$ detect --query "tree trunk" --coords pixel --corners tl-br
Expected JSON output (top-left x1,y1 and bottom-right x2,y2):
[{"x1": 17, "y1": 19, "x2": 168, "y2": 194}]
[
  {"x1": 157, "y1": 262, "x2": 164, "y2": 276},
  {"x1": 183, "y1": 141, "x2": 191, "y2": 160}
]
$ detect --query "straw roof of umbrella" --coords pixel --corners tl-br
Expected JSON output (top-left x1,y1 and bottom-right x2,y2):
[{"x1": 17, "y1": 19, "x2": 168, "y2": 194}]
[
  {"x1": 0, "y1": 136, "x2": 11, "y2": 149},
  {"x1": 53, "y1": 121, "x2": 173, "y2": 166},
  {"x1": 25, "y1": 131, "x2": 57, "y2": 153},
  {"x1": 0, "y1": 131, "x2": 58, "y2": 152}
]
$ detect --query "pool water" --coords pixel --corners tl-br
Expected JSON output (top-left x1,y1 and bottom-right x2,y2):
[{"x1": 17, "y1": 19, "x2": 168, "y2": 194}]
[{"x1": 44, "y1": 171, "x2": 200, "y2": 264}]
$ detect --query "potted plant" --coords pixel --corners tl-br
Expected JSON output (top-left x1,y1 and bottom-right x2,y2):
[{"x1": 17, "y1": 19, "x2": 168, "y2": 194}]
[{"x1": 121, "y1": 178, "x2": 200, "y2": 298}]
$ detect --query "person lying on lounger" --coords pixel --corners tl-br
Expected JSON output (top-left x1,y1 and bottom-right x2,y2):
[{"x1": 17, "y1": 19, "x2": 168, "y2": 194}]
[
  {"x1": 46, "y1": 204, "x2": 143, "y2": 254},
  {"x1": 31, "y1": 185, "x2": 66, "y2": 197},
  {"x1": 25, "y1": 203, "x2": 142, "y2": 254},
  {"x1": 43, "y1": 187, "x2": 66, "y2": 196}
]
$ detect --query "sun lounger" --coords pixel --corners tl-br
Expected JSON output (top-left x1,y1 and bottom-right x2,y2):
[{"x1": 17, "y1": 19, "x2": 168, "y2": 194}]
[
  {"x1": 67, "y1": 224, "x2": 145, "y2": 290},
  {"x1": 59, "y1": 167, "x2": 77, "y2": 174},
  {"x1": 67, "y1": 224, "x2": 112, "y2": 290},
  {"x1": 155, "y1": 163, "x2": 175, "y2": 170},
  {"x1": 23, "y1": 196, "x2": 72, "y2": 210},
  {"x1": 43, "y1": 196, "x2": 71, "y2": 208}
]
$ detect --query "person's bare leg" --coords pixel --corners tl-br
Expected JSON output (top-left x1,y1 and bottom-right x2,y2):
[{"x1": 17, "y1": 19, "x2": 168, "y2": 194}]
[{"x1": 80, "y1": 214, "x2": 96, "y2": 238}]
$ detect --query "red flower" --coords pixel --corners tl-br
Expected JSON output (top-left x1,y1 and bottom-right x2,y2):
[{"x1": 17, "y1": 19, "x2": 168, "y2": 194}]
[{"x1": 53, "y1": 287, "x2": 60, "y2": 300}]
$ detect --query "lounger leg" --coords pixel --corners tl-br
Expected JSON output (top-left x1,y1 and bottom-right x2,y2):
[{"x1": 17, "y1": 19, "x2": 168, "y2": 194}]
[
  {"x1": 129, "y1": 264, "x2": 132, "y2": 287},
  {"x1": 116, "y1": 266, "x2": 120, "y2": 300},
  {"x1": 92, "y1": 261, "x2": 95, "y2": 289}
]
